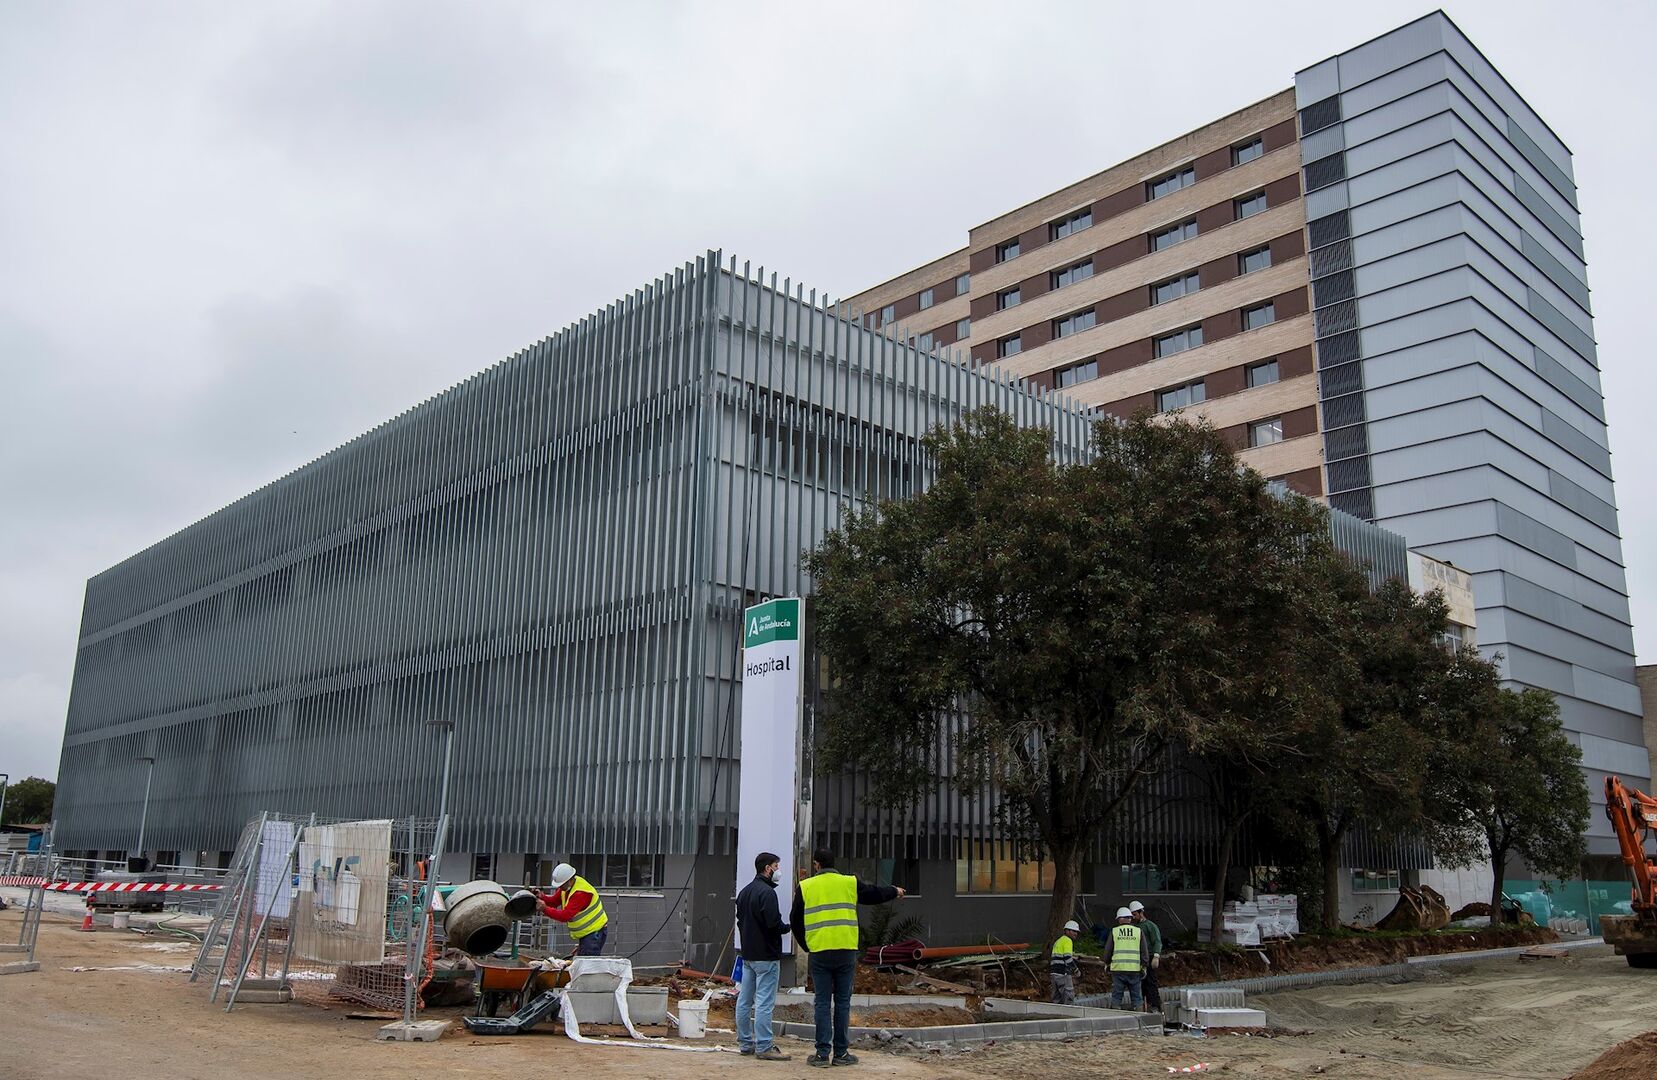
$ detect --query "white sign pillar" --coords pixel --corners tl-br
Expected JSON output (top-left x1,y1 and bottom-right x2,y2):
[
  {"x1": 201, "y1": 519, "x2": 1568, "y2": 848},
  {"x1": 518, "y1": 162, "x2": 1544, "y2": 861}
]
[{"x1": 735, "y1": 597, "x2": 805, "y2": 954}]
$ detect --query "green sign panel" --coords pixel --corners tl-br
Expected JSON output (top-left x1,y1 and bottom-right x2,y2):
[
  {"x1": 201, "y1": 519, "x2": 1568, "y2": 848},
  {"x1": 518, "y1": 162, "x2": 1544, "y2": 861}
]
[{"x1": 744, "y1": 598, "x2": 801, "y2": 649}]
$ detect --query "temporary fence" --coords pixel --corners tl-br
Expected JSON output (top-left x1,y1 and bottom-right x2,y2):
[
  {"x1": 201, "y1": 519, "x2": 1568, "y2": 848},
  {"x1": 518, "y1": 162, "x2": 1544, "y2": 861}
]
[
  {"x1": 190, "y1": 812, "x2": 448, "y2": 1023},
  {"x1": 1, "y1": 875, "x2": 46, "y2": 967}
]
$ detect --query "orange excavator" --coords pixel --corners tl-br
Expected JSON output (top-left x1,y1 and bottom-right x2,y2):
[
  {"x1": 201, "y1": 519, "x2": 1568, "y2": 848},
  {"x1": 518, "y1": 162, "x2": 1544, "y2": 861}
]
[{"x1": 1601, "y1": 776, "x2": 1657, "y2": 968}]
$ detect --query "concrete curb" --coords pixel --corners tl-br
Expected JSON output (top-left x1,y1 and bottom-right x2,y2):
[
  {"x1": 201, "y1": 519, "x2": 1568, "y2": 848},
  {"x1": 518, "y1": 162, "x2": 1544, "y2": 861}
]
[{"x1": 1077, "y1": 937, "x2": 1607, "y2": 1004}]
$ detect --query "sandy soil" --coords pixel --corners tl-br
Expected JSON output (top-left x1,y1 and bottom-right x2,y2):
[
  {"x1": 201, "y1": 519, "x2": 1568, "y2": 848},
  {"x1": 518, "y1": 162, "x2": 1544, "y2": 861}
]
[{"x1": 3, "y1": 901, "x2": 1654, "y2": 1080}]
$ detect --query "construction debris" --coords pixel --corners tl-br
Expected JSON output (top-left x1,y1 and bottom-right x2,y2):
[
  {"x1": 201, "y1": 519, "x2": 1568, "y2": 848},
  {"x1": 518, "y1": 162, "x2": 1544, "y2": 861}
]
[{"x1": 1375, "y1": 886, "x2": 1451, "y2": 932}]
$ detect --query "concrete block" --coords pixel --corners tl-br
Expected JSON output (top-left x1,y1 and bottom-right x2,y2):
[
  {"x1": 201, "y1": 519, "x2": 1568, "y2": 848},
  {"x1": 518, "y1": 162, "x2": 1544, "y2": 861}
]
[
  {"x1": 376, "y1": 1019, "x2": 452, "y2": 1042},
  {"x1": 1182, "y1": 988, "x2": 1246, "y2": 1009},
  {"x1": 0, "y1": 961, "x2": 41, "y2": 976},
  {"x1": 1193, "y1": 1007, "x2": 1266, "y2": 1028},
  {"x1": 0, "y1": 943, "x2": 29, "y2": 954}
]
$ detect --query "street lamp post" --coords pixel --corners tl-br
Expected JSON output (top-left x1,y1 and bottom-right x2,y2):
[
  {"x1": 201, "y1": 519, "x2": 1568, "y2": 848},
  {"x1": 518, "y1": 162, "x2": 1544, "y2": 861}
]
[{"x1": 135, "y1": 756, "x2": 156, "y2": 865}]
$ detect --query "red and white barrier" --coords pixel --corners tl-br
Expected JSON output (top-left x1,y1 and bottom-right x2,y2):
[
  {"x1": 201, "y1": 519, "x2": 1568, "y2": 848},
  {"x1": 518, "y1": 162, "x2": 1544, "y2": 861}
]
[{"x1": 0, "y1": 876, "x2": 222, "y2": 892}]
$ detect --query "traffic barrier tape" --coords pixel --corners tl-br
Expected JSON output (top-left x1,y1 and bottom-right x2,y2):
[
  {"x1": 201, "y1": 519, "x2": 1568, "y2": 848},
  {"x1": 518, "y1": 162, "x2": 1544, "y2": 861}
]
[{"x1": 0, "y1": 877, "x2": 222, "y2": 892}]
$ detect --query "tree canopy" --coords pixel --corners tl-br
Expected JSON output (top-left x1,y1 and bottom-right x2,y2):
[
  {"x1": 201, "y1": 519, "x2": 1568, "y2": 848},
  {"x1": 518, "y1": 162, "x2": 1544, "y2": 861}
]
[
  {"x1": 806, "y1": 407, "x2": 1334, "y2": 945},
  {"x1": 1, "y1": 776, "x2": 54, "y2": 827}
]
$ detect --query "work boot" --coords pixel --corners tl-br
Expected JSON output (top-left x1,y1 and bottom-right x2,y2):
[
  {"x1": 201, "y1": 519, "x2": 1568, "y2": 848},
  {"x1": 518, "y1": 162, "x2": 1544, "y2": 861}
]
[
  {"x1": 756, "y1": 1047, "x2": 790, "y2": 1061},
  {"x1": 739, "y1": 1046, "x2": 754, "y2": 1055},
  {"x1": 807, "y1": 1055, "x2": 834, "y2": 1068},
  {"x1": 833, "y1": 1052, "x2": 859, "y2": 1066}
]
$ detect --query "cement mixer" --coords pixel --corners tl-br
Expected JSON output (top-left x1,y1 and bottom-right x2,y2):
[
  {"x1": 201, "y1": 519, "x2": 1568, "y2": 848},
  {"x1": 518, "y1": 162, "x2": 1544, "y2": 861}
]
[{"x1": 440, "y1": 880, "x2": 541, "y2": 956}]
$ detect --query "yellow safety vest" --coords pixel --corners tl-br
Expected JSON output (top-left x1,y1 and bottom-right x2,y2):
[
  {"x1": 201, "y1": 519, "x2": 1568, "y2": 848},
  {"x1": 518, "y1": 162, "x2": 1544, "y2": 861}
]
[
  {"x1": 1109, "y1": 924, "x2": 1143, "y2": 972},
  {"x1": 799, "y1": 871, "x2": 860, "y2": 952},
  {"x1": 1050, "y1": 934, "x2": 1076, "y2": 973},
  {"x1": 559, "y1": 876, "x2": 608, "y2": 939}
]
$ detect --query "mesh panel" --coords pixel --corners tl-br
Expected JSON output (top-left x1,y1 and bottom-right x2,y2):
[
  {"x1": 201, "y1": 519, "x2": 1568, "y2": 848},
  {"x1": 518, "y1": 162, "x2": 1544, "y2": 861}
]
[
  {"x1": 1315, "y1": 299, "x2": 1358, "y2": 337},
  {"x1": 1326, "y1": 456, "x2": 1373, "y2": 493},
  {"x1": 1322, "y1": 392, "x2": 1366, "y2": 429},
  {"x1": 1309, "y1": 240, "x2": 1353, "y2": 280},
  {"x1": 1313, "y1": 270, "x2": 1356, "y2": 309},
  {"x1": 1319, "y1": 361, "x2": 1363, "y2": 399},
  {"x1": 1300, "y1": 96, "x2": 1342, "y2": 136},
  {"x1": 1307, "y1": 211, "x2": 1351, "y2": 250},
  {"x1": 1304, "y1": 153, "x2": 1348, "y2": 192},
  {"x1": 1317, "y1": 330, "x2": 1361, "y2": 367},
  {"x1": 1323, "y1": 423, "x2": 1370, "y2": 461},
  {"x1": 1329, "y1": 488, "x2": 1375, "y2": 521}
]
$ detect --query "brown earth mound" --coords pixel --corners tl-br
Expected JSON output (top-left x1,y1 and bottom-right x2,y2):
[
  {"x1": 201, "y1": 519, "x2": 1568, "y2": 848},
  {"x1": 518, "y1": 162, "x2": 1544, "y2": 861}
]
[{"x1": 1568, "y1": 1031, "x2": 1657, "y2": 1080}]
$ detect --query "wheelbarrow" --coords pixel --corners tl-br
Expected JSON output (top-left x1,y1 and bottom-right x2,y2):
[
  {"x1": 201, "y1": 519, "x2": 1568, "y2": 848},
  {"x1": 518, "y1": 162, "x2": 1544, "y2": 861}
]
[{"x1": 474, "y1": 960, "x2": 568, "y2": 1018}]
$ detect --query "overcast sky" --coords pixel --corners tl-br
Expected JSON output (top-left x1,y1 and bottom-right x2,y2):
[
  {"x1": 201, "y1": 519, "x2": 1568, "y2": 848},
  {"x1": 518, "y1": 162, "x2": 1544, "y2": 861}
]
[{"x1": 2, "y1": 2, "x2": 1652, "y2": 783}]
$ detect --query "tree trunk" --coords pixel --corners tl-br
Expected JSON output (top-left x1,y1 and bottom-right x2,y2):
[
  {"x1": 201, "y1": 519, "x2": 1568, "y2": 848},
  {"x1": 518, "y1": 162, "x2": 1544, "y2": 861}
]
[
  {"x1": 1488, "y1": 834, "x2": 1508, "y2": 925},
  {"x1": 1044, "y1": 840, "x2": 1087, "y2": 958},
  {"x1": 1317, "y1": 822, "x2": 1344, "y2": 931},
  {"x1": 1208, "y1": 822, "x2": 1239, "y2": 943}
]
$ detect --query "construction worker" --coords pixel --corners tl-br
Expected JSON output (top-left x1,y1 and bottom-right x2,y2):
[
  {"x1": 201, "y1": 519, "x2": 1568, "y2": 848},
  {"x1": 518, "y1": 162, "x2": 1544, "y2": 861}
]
[
  {"x1": 1049, "y1": 919, "x2": 1082, "y2": 1004},
  {"x1": 1104, "y1": 906, "x2": 1150, "y2": 1011},
  {"x1": 1129, "y1": 900, "x2": 1163, "y2": 1012},
  {"x1": 535, "y1": 862, "x2": 608, "y2": 955},
  {"x1": 790, "y1": 848, "x2": 904, "y2": 1068}
]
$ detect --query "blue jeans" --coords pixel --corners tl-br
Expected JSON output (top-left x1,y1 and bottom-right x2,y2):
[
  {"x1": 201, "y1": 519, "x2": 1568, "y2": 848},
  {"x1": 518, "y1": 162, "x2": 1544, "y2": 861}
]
[
  {"x1": 1110, "y1": 971, "x2": 1143, "y2": 1010},
  {"x1": 574, "y1": 927, "x2": 607, "y2": 955},
  {"x1": 736, "y1": 958, "x2": 781, "y2": 1052},
  {"x1": 808, "y1": 949, "x2": 857, "y2": 1059}
]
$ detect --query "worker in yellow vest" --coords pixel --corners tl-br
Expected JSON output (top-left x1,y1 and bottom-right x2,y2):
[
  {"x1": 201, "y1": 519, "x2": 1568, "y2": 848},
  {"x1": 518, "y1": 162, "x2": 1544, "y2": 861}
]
[
  {"x1": 790, "y1": 848, "x2": 904, "y2": 1067},
  {"x1": 1049, "y1": 919, "x2": 1082, "y2": 1004},
  {"x1": 1104, "y1": 906, "x2": 1150, "y2": 1011},
  {"x1": 535, "y1": 862, "x2": 609, "y2": 955}
]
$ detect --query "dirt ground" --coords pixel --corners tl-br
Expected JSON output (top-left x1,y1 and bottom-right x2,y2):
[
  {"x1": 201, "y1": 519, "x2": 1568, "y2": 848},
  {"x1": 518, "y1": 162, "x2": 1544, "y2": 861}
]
[{"x1": 3, "y1": 904, "x2": 1655, "y2": 1080}]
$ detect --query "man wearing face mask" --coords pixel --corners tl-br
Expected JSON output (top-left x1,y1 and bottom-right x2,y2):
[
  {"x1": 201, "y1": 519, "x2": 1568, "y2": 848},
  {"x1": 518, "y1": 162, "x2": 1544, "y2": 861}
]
[{"x1": 734, "y1": 851, "x2": 792, "y2": 1060}]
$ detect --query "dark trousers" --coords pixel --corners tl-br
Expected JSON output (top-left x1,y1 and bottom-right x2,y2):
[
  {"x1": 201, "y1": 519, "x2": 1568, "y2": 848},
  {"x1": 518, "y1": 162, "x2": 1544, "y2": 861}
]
[
  {"x1": 808, "y1": 949, "x2": 857, "y2": 1059},
  {"x1": 574, "y1": 927, "x2": 607, "y2": 955},
  {"x1": 1142, "y1": 964, "x2": 1161, "y2": 1010}
]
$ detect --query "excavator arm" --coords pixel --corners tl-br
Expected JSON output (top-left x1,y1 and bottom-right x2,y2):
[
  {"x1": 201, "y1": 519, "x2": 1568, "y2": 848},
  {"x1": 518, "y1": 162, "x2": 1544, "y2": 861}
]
[{"x1": 1601, "y1": 776, "x2": 1657, "y2": 968}]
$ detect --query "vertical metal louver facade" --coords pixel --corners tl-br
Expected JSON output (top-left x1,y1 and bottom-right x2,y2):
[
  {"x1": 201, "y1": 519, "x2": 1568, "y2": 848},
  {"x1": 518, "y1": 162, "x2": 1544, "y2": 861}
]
[{"x1": 52, "y1": 252, "x2": 1097, "y2": 860}]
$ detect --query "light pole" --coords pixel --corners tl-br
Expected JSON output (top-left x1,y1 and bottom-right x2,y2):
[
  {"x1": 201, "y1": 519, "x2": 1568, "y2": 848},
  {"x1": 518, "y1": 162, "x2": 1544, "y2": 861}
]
[
  {"x1": 134, "y1": 756, "x2": 156, "y2": 865},
  {"x1": 0, "y1": 773, "x2": 10, "y2": 830}
]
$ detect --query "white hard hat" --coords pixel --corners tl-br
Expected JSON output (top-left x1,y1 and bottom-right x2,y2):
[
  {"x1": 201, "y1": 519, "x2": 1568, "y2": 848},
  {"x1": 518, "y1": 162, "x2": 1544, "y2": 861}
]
[
  {"x1": 549, "y1": 862, "x2": 577, "y2": 889},
  {"x1": 1115, "y1": 906, "x2": 1133, "y2": 919},
  {"x1": 1128, "y1": 900, "x2": 1145, "y2": 913},
  {"x1": 1063, "y1": 920, "x2": 1081, "y2": 933}
]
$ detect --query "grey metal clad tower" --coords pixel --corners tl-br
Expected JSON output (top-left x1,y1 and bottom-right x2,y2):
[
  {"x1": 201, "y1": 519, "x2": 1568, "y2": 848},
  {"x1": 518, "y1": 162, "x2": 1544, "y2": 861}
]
[{"x1": 1295, "y1": 12, "x2": 1646, "y2": 851}]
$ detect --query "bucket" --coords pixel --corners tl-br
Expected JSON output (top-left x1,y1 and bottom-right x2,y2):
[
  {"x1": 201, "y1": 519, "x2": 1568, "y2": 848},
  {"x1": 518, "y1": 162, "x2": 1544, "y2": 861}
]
[
  {"x1": 677, "y1": 999, "x2": 708, "y2": 1039},
  {"x1": 111, "y1": 911, "x2": 131, "y2": 930}
]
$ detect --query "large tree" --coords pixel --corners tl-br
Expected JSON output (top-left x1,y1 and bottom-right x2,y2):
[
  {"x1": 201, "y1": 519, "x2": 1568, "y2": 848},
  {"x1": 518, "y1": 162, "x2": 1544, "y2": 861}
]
[
  {"x1": 1441, "y1": 684, "x2": 1589, "y2": 919},
  {"x1": 1270, "y1": 562, "x2": 1489, "y2": 930},
  {"x1": 1, "y1": 776, "x2": 54, "y2": 826},
  {"x1": 805, "y1": 408, "x2": 1331, "y2": 949}
]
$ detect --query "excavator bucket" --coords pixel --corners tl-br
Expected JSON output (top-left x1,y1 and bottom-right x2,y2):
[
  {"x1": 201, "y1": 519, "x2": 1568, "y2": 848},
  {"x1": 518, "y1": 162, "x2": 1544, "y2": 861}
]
[{"x1": 1375, "y1": 885, "x2": 1451, "y2": 932}]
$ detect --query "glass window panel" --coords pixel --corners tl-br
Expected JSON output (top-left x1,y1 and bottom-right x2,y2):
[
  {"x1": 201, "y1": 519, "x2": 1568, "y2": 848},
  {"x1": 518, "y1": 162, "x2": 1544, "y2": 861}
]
[
  {"x1": 604, "y1": 853, "x2": 629, "y2": 887},
  {"x1": 631, "y1": 854, "x2": 659, "y2": 888},
  {"x1": 917, "y1": 332, "x2": 934, "y2": 351},
  {"x1": 1244, "y1": 302, "x2": 1276, "y2": 330},
  {"x1": 881, "y1": 304, "x2": 895, "y2": 325},
  {"x1": 998, "y1": 335, "x2": 1022, "y2": 358},
  {"x1": 956, "y1": 273, "x2": 970, "y2": 295},
  {"x1": 1235, "y1": 192, "x2": 1267, "y2": 219},
  {"x1": 1240, "y1": 246, "x2": 1273, "y2": 274},
  {"x1": 918, "y1": 287, "x2": 934, "y2": 310},
  {"x1": 956, "y1": 318, "x2": 970, "y2": 338},
  {"x1": 997, "y1": 239, "x2": 1021, "y2": 263},
  {"x1": 1249, "y1": 417, "x2": 1284, "y2": 447},
  {"x1": 1247, "y1": 359, "x2": 1279, "y2": 387},
  {"x1": 1233, "y1": 138, "x2": 1264, "y2": 165},
  {"x1": 997, "y1": 288, "x2": 1021, "y2": 310}
]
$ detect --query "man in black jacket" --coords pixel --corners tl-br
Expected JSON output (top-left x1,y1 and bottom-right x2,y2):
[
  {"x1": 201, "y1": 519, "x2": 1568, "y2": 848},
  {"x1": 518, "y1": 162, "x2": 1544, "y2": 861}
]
[{"x1": 735, "y1": 851, "x2": 791, "y2": 1060}]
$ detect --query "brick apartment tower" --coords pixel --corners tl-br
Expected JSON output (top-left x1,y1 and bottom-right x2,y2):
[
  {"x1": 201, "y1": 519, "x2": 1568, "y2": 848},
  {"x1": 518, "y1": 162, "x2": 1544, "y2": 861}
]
[{"x1": 847, "y1": 11, "x2": 1645, "y2": 855}]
